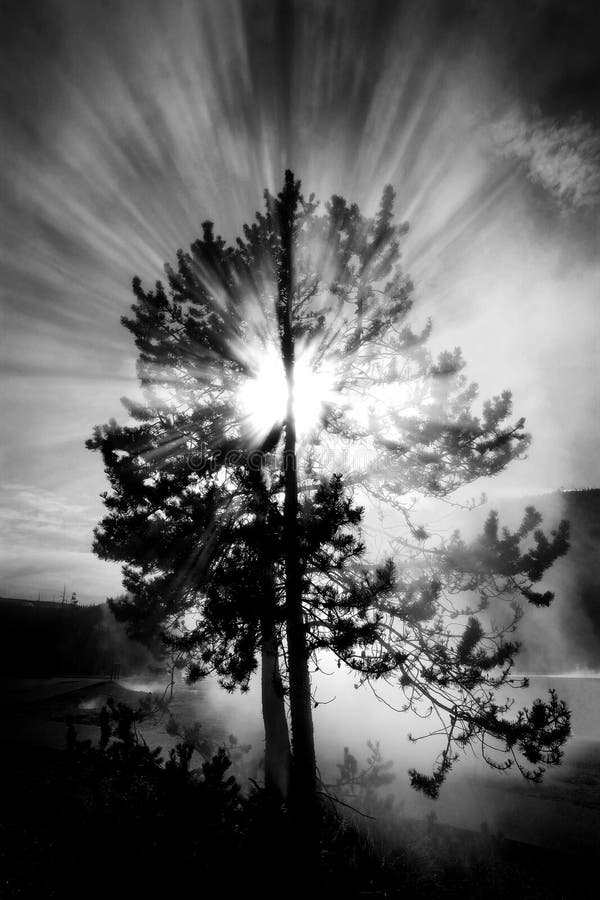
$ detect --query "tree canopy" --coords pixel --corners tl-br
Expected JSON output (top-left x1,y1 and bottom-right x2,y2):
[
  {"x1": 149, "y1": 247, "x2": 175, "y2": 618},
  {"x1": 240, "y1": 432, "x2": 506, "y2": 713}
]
[{"x1": 88, "y1": 171, "x2": 570, "y2": 825}]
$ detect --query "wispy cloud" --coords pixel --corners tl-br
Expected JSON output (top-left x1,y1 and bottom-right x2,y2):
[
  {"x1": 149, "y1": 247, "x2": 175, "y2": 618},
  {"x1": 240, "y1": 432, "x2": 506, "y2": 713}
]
[
  {"x1": 0, "y1": 484, "x2": 90, "y2": 548},
  {"x1": 492, "y1": 110, "x2": 600, "y2": 209},
  {"x1": 0, "y1": 484, "x2": 122, "y2": 602}
]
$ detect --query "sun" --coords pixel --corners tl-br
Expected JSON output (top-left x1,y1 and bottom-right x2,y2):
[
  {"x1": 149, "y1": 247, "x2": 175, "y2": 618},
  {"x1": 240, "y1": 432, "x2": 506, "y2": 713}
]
[{"x1": 239, "y1": 345, "x2": 333, "y2": 444}]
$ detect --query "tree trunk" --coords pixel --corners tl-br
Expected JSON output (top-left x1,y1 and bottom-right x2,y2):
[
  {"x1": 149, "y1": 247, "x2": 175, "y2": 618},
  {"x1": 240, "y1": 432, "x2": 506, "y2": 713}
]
[
  {"x1": 282, "y1": 393, "x2": 318, "y2": 813},
  {"x1": 248, "y1": 454, "x2": 292, "y2": 802},
  {"x1": 260, "y1": 610, "x2": 291, "y2": 801},
  {"x1": 278, "y1": 172, "x2": 320, "y2": 859}
]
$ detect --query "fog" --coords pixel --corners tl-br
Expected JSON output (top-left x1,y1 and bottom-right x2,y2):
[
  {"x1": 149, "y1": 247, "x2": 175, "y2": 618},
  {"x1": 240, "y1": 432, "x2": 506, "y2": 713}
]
[{"x1": 142, "y1": 647, "x2": 592, "y2": 855}]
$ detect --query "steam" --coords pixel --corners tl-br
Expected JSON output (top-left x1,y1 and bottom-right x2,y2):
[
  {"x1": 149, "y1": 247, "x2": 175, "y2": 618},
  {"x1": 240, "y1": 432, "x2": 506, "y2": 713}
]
[{"x1": 1, "y1": 2, "x2": 597, "y2": 652}]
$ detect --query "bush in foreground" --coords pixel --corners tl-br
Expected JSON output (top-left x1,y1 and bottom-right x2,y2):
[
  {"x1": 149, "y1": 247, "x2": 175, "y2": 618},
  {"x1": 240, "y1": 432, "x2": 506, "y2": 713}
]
[{"x1": 0, "y1": 702, "x2": 592, "y2": 899}]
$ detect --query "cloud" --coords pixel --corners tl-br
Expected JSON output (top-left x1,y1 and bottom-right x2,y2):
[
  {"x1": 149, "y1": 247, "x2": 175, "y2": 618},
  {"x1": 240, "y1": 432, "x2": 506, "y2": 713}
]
[
  {"x1": 492, "y1": 110, "x2": 600, "y2": 209},
  {"x1": 0, "y1": 484, "x2": 90, "y2": 549},
  {"x1": 0, "y1": 484, "x2": 123, "y2": 602}
]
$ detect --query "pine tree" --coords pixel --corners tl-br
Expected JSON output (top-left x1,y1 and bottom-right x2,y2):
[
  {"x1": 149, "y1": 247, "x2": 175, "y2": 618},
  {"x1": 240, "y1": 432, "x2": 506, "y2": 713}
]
[{"x1": 88, "y1": 172, "x2": 570, "y2": 859}]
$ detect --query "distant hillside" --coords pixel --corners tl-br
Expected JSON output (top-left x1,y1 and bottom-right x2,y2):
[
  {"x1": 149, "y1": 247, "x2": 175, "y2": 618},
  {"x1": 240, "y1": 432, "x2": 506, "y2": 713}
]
[{"x1": 0, "y1": 598, "x2": 157, "y2": 678}]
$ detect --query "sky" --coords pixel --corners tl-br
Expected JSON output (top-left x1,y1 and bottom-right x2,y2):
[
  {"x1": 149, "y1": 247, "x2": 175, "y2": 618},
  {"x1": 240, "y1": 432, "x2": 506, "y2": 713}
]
[{"x1": 0, "y1": 0, "x2": 599, "y2": 604}]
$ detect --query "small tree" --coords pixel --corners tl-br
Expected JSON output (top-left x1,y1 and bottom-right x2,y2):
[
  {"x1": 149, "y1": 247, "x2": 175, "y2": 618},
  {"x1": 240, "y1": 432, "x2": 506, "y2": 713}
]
[{"x1": 89, "y1": 172, "x2": 570, "y2": 850}]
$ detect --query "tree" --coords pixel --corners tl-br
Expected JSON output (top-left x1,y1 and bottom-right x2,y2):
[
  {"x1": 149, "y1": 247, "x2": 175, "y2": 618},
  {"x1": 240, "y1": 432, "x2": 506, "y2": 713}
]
[{"x1": 88, "y1": 171, "x2": 570, "y2": 855}]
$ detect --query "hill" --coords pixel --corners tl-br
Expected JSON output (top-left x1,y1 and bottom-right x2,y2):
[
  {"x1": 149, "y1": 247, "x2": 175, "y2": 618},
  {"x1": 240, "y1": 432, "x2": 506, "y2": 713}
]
[{"x1": 0, "y1": 598, "x2": 156, "y2": 680}]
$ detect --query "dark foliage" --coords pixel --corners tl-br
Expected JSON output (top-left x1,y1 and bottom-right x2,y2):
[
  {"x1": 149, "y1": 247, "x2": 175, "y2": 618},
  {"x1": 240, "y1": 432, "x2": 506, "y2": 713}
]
[{"x1": 0, "y1": 708, "x2": 592, "y2": 899}]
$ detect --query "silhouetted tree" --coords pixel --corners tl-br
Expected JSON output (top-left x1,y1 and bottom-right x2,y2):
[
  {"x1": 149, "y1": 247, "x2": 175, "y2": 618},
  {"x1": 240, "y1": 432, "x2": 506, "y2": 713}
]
[{"x1": 88, "y1": 172, "x2": 570, "y2": 862}]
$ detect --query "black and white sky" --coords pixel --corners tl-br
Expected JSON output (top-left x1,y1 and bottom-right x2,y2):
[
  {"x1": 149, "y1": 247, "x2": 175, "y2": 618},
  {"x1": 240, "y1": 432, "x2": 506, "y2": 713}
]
[{"x1": 1, "y1": 0, "x2": 598, "y2": 603}]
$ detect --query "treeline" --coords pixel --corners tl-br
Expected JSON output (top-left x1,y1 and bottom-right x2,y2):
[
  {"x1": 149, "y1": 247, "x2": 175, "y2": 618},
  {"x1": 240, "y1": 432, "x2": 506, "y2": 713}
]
[{"x1": 0, "y1": 600, "x2": 156, "y2": 678}]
